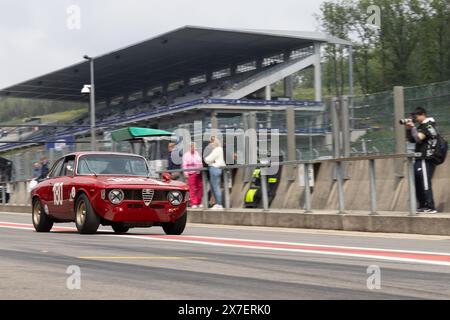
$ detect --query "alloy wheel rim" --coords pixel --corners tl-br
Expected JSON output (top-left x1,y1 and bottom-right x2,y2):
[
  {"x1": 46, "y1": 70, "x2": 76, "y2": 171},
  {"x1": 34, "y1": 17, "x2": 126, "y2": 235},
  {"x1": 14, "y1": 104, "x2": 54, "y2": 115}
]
[
  {"x1": 33, "y1": 203, "x2": 41, "y2": 225},
  {"x1": 76, "y1": 201, "x2": 86, "y2": 226}
]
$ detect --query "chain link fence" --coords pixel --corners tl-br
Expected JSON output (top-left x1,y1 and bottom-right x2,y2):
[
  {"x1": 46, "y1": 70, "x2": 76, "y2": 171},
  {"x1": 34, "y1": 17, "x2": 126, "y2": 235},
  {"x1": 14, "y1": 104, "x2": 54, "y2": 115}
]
[{"x1": 349, "y1": 80, "x2": 450, "y2": 155}]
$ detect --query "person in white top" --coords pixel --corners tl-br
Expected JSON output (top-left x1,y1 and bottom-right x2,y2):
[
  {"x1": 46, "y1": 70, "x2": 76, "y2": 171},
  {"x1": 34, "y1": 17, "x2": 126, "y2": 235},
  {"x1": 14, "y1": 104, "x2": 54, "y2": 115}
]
[{"x1": 205, "y1": 137, "x2": 226, "y2": 209}]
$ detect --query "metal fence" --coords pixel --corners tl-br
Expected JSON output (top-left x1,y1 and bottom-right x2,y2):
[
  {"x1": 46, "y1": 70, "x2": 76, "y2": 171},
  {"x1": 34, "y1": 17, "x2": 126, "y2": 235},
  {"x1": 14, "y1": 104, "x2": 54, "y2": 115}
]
[
  {"x1": 348, "y1": 80, "x2": 450, "y2": 155},
  {"x1": 160, "y1": 153, "x2": 419, "y2": 216}
]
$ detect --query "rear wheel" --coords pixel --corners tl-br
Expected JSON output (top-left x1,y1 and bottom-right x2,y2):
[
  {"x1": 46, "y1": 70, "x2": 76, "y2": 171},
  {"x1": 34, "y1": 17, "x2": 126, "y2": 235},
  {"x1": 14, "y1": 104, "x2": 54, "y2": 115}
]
[
  {"x1": 32, "y1": 199, "x2": 53, "y2": 232},
  {"x1": 162, "y1": 212, "x2": 187, "y2": 235},
  {"x1": 111, "y1": 223, "x2": 129, "y2": 234},
  {"x1": 75, "y1": 194, "x2": 100, "y2": 234}
]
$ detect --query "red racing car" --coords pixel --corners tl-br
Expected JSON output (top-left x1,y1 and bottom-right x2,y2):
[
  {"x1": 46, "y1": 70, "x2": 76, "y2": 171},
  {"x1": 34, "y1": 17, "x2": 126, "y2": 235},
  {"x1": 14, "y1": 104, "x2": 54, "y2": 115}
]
[{"x1": 31, "y1": 152, "x2": 189, "y2": 235}]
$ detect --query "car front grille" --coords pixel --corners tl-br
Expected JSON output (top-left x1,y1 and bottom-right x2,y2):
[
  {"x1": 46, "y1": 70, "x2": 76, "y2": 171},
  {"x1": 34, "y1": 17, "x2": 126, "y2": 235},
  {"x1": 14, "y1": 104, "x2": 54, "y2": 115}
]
[
  {"x1": 120, "y1": 189, "x2": 166, "y2": 201},
  {"x1": 110, "y1": 189, "x2": 185, "y2": 204},
  {"x1": 142, "y1": 189, "x2": 154, "y2": 206}
]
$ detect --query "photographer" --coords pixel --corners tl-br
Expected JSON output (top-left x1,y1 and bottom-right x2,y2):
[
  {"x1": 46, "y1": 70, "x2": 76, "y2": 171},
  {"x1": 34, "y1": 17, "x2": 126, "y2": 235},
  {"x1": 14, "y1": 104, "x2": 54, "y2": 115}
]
[{"x1": 404, "y1": 107, "x2": 438, "y2": 214}]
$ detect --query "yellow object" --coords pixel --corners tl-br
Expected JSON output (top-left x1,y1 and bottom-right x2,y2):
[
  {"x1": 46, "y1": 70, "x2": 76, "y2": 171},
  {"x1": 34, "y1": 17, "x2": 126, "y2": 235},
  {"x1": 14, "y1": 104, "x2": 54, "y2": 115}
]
[
  {"x1": 252, "y1": 169, "x2": 261, "y2": 178},
  {"x1": 268, "y1": 178, "x2": 278, "y2": 184},
  {"x1": 245, "y1": 189, "x2": 258, "y2": 203}
]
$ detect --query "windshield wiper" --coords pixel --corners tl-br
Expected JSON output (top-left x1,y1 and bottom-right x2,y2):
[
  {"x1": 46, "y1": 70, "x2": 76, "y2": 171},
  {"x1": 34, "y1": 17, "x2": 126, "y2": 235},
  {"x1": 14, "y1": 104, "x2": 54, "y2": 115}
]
[{"x1": 83, "y1": 160, "x2": 98, "y2": 177}]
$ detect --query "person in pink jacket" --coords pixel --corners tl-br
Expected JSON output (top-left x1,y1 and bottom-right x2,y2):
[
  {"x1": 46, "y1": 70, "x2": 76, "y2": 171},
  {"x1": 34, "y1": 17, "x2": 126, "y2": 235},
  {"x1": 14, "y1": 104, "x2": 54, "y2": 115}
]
[{"x1": 182, "y1": 142, "x2": 204, "y2": 208}]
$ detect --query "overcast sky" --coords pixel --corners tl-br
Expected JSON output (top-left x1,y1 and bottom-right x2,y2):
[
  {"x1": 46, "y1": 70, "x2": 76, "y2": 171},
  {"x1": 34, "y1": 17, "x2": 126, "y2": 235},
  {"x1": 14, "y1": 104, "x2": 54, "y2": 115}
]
[{"x1": 0, "y1": 0, "x2": 326, "y2": 88}]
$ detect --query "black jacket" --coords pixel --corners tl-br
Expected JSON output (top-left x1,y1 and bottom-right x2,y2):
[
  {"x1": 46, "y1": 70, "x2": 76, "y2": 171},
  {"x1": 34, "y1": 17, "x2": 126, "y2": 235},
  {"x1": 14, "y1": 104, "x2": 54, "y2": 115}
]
[{"x1": 407, "y1": 118, "x2": 438, "y2": 159}]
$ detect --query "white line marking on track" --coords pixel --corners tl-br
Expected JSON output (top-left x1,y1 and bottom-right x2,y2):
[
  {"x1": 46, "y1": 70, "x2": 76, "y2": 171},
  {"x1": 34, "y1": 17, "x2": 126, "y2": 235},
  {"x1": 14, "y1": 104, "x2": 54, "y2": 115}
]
[
  {"x1": 1, "y1": 221, "x2": 450, "y2": 267},
  {"x1": 2, "y1": 211, "x2": 449, "y2": 240},
  {"x1": 187, "y1": 223, "x2": 450, "y2": 240}
]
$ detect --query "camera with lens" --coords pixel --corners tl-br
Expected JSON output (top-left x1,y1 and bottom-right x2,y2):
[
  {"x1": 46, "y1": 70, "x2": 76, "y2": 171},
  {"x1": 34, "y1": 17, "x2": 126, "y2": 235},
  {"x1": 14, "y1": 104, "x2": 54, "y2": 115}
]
[
  {"x1": 399, "y1": 113, "x2": 418, "y2": 125},
  {"x1": 399, "y1": 118, "x2": 412, "y2": 125}
]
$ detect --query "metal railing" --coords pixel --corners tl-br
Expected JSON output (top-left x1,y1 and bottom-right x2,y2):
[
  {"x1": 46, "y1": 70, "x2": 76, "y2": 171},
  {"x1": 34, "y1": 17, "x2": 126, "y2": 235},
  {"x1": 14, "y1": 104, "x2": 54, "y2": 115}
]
[{"x1": 159, "y1": 153, "x2": 419, "y2": 216}]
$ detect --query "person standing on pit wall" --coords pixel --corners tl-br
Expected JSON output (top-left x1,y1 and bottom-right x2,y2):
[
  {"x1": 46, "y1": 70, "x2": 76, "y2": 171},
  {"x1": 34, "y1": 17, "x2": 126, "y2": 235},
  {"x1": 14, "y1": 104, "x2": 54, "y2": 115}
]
[
  {"x1": 405, "y1": 107, "x2": 439, "y2": 214},
  {"x1": 37, "y1": 157, "x2": 49, "y2": 182},
  {"x1": 205, "y1": 138, "x2": 226, "y2": 210},
  {"x1": 182, "y1": 142, "x2": 204, "y2": 209}
]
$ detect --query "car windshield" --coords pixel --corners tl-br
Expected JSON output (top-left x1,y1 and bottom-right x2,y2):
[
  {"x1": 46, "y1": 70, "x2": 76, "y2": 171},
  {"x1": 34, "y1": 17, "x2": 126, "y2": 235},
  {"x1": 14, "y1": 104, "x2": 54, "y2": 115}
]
[{"x1": 77, "y1": 154, "x2": 150, "y2": 176}]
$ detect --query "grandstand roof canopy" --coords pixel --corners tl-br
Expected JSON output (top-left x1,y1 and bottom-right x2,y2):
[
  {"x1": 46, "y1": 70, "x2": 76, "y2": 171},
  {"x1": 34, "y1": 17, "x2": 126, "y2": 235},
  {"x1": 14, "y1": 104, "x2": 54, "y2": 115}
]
[{"x1": 0, "y1": 26, "x2": 351, "y2": 102}]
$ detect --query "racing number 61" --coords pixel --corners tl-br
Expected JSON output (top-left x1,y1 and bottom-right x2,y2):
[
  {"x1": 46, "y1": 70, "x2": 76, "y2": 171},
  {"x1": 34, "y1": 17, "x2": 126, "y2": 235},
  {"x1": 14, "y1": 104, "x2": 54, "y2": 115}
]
[{"x1": 53, "y1": 182, "x2": 64, "y2": 206}]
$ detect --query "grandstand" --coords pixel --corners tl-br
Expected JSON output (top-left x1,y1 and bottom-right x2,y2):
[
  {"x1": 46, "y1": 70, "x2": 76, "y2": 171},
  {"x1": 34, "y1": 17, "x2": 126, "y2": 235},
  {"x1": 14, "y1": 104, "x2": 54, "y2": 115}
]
[{"x1": 0, "y1": 26, "x2": 352, "y2": 168}]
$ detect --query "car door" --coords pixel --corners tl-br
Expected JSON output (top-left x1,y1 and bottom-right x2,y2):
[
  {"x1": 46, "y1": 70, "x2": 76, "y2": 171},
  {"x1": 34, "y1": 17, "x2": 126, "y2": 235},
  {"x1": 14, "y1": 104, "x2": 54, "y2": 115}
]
[
  {"x1": 49, "y1": 155, "x2": 76, "y2": 220},
  {"x1": 42, "y1": 158, "x2": 65, "y2": 218},
  {"x1": 60, "y1": 155, "x2": 76, "y2": 220}
]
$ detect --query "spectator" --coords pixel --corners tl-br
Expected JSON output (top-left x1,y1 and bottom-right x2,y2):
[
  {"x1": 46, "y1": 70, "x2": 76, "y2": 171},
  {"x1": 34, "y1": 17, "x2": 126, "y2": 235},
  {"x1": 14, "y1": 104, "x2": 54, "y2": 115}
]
[
  {"x1": 167, "y1": 143, "x2": 182, "y2": 180},
  {"x1": 32, "y1": 162, "x2": 41, "y2": 179},
  {"x1": 37, "y1": 157, "x2": 49, "y2": 181},
  {"x1": 205, "y1": 138, "x2": 226, "y2": 209},
  {"x1": 406, "y1": 107, "x2": 440, "y2": 213},
  {"x1": 182, "y1": 142, "x2": 203, "y2": 209}
]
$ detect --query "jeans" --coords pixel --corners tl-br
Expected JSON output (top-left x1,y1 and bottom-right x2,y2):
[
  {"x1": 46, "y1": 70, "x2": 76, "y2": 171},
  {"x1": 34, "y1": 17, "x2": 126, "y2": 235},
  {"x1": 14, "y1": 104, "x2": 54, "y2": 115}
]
[{"x1": 209, "y1": 167, "x2": 222, "y2": 206}]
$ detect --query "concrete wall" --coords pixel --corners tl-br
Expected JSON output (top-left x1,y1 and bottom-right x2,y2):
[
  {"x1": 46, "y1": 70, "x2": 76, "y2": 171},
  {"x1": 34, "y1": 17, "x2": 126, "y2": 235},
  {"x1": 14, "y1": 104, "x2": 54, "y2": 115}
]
[
  {"x1": 270, "y1": 165, "x2": 306, "y2": 209},
  {"x1": 226, "y1": 155, "x2": 450, "y2": 213}
]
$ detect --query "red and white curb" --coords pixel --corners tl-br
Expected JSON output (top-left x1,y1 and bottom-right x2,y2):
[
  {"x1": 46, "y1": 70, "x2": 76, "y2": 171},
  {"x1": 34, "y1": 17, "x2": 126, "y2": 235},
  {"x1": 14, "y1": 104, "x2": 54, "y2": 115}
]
[{"x1": 1, "y1": 221, "x2": 450, "y2": 267}]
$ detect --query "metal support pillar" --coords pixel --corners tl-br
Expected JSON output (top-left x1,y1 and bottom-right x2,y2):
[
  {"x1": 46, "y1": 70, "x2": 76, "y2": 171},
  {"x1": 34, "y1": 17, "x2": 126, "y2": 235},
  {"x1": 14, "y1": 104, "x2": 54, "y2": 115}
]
[
  {"x1": 368, "y1": 159, "x2": 377, "y2": 215},
  {"x1": 336, "y1": 161, "x2": 345, "y2": 214},
  {"x1": 303, "y1": 163, "x2": 312, "y2": 213},
  {"x1": 87, "y1": 57, "x2": 97, "y2": 152},
  {"x1": 223, "y1": 169, "x2": 231, "y2": 210},
  {"x1": 340, "y1": 96, "x2": 351, "y2": 158},
  {"x1": 407, "y1": 156, "x2": 417, "y2": 216},
  {"x1": 284, "y1": 76, "x2": 294, "y2": 99},
  {"x1": 260, "y1": 168, "x2": 269, "y2": 211},
  {"x1": 201, "y1": 171, "x2": 209, "y2": 209},
  {"x1": 314, "y1": 42, "x2": 322, "y2": 102},
  {"x1": 331, "y1": 98, "x2": 341, "y2": 158},
  {"x1": 286, "y1": 107, "x2": 296, "y2": 180},
  {"x1": 210, "y1": 111, "x2": 218, "y2": 138},
  {"x1": 394, "y1": 86, "x2": 406, "y2": 178},
  {"x1": 265, "y1": 85, "x2": 272, "y2": 101}
]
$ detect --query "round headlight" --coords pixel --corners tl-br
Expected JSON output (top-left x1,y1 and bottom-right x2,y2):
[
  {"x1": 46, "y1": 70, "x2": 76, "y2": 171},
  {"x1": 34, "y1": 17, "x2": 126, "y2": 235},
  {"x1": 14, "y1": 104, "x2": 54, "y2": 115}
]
[
  {"x1": 168, "y1": 191, "x2": 183, "y2": 206},
  {"x1": 108, "y1": 189, "x2": 124, "y2": 205}
]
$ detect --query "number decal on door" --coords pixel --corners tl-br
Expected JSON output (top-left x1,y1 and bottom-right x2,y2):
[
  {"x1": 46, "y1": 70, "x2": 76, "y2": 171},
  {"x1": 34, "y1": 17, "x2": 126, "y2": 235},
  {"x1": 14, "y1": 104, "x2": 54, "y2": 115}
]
[{"x1": 53, "y1": 182, "x2": 64, "y2": 206}]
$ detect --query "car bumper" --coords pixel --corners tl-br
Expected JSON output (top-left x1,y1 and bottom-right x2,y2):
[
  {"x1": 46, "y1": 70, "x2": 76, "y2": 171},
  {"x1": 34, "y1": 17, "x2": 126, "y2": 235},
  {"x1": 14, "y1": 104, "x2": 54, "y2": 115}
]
[{"x1": 97, "y1": 201, "x2": 187, "y2": 223}]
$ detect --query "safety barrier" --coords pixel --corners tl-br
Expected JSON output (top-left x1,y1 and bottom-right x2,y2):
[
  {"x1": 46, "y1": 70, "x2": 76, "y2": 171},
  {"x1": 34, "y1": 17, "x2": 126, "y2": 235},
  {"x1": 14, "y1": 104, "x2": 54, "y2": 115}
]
[{"x1": 160, "y1": 153, "x2": 419, "y2": 216}]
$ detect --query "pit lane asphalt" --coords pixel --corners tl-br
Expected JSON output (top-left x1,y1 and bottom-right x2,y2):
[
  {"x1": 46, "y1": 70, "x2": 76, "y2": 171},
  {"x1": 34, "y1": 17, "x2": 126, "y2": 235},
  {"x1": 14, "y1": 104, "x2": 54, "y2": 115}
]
[{"x1": 0, "y1": 211, "x2": 450, "y2": 300}]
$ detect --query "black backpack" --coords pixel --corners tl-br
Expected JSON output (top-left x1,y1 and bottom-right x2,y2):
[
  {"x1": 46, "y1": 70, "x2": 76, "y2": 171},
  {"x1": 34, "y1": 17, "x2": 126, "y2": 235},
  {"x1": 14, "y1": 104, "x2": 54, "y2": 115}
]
[{"x1": 432, "y1": 134, "x2": 448, "y2": 165}]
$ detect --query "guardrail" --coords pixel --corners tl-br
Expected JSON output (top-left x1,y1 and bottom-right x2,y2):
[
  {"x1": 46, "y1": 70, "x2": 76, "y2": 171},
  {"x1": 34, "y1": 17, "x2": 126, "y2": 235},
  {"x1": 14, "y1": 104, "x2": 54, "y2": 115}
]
[{"x1": 159, "y1": 153, "x2": 419, "y2": 216}]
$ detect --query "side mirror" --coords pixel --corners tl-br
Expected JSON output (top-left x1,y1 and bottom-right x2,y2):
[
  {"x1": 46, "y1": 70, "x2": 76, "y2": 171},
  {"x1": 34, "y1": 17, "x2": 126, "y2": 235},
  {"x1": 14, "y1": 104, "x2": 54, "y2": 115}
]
[{"x1": 162, "y1": 172, "x2": 172, "y2": 182}]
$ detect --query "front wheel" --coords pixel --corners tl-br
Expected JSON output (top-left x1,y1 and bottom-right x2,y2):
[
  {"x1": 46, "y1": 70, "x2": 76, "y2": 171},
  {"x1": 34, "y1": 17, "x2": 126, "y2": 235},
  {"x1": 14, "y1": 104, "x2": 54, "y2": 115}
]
[
  {"x1": 32, "y1": 199, "x2": 53, "y2": 232},
  {"x1": 162, "y1": 212, "x2": 187, "y2": 235},
  {"x1": 75, "y1": 194, "x2": 100, "y2": 234}
]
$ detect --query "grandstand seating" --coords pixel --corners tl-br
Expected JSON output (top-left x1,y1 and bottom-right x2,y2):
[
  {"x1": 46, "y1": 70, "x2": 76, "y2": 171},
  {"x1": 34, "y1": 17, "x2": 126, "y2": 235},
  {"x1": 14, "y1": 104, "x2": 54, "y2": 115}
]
[{"x1": 0, "y1": 52, "x2": 324, "y2": 151}]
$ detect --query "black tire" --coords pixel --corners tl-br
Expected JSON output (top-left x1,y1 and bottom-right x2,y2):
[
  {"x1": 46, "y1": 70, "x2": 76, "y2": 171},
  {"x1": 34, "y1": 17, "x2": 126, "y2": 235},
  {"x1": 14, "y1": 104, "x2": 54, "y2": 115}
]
[
  {"x1": 75, "y1": 193, "x2": 100, "y2": 234},
  {"x1": 32, "y1": 199, "x2": 53, "y2": 232},
  {"x1": 111, "y1": 223, "x2": 129, "y2": 234},
  {"x1": 162, "y1": 212, "x2": 187, "y2": 235}
]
